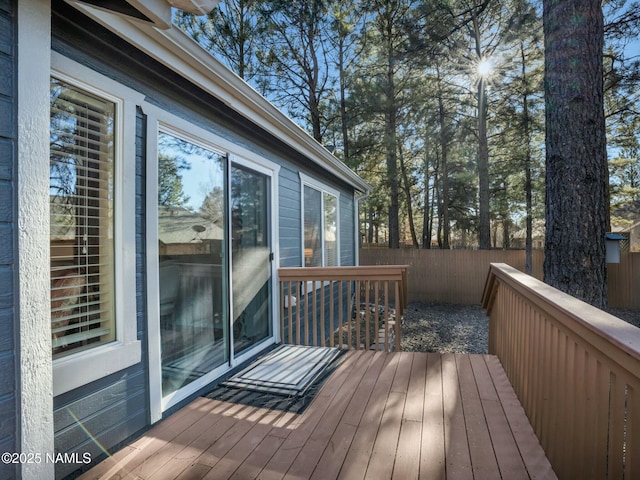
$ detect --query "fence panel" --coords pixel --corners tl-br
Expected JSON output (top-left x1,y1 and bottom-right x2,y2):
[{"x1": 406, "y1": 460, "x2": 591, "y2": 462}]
[{"x1": 360, "y1": 248, "x2": 638, "y2": 308}]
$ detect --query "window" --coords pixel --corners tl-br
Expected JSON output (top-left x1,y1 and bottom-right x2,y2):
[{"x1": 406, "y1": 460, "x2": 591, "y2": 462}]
[
  {"x1": 301, "y1": 174, "x2": 339, "y2": 268},
  {"x1": 50, "y1": 77, "x2": 116, "y2": 358},
  {"x1": 50, "y1": 53, "x2": 141, "y2": 396}
]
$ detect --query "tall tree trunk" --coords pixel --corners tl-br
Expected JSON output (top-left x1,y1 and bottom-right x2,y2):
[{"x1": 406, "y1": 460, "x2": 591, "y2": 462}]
[
  {"x1": 520, "y1": 42, "x2": 534, "y2": 274},
  {"x1": 337, "y1": 34, "x2": 350, "y2": 163},
  {"x1": 436, "y1": 66, "x2": 451, "y2": 249},
  {"x1": 385, "y1": 57, "x2": 400, "y2": 248},
  {"x1": 473, "y1": 16, "x2": 491, "y2": 250},
  {"x1": 399, "y1": 144, "x2": 419, "y2": 248},
  {"x1": 367, "y1": 205, "x2": 374, "y2": 244},
  {"x1": 543, "y1": 0, "x2": 608, "y2": 308},
  {"x1": 477, "y1": 73, "x2": 491, "y2": 249},
  {"x1": 422, "y1": 146, "x2": 433, "y2": 249},
  {"x1": 386, "y1": 104, "x2": 400, "y2": 248}
]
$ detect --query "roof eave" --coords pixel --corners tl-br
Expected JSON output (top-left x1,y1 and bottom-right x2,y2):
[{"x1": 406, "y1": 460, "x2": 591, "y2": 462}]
[{"x1": 67, "y1": 1, "x2": 371, "y2": 194}]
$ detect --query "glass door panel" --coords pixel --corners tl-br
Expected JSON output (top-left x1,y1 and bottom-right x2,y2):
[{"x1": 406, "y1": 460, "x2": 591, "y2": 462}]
[
  {"x1": 230, "y1": 164, "x2": 272, "y2": 355},
  {"x1": 158, "y1": 131, "x2": 228, "y2": 398}
]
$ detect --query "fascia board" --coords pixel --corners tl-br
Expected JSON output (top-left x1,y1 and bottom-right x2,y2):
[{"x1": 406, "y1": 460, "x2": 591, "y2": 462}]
[
  {"x1": 68, "y1": 1, "x2": 372, "y2": 194},
  {"x1": 125, "y1": 0, "x2": 171, "y2": 28}
]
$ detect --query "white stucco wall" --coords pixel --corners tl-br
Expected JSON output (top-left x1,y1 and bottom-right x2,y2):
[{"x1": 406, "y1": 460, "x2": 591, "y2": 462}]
[{"x1": 17, "y1": 0, "x2": 55, "y2": 478}]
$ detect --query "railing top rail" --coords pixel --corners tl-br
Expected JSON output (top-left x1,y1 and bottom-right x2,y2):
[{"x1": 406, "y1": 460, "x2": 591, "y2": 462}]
[
  {"x1": 278, "y1": 265, "x2": 409, "y2": 281},
  {"x1": 483, "y1": 262, "x2": 640, "y2": 370}
]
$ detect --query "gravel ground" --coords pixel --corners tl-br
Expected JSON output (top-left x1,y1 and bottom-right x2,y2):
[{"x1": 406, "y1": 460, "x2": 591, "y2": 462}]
[
  {"x1": 401, "y1": 301, "x2": 640, "y2": 355},
  {"x1": 401, "y1": 302, "x2": 490, "y2": 354}
]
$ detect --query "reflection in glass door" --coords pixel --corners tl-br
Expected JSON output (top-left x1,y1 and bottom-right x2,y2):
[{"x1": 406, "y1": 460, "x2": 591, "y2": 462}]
[
  {"x1": 157, "y1": 131, "x2": 228, "y2": 398},
  {"x1": 231, "y1": 164, "x2": 272, "y2": 355}
]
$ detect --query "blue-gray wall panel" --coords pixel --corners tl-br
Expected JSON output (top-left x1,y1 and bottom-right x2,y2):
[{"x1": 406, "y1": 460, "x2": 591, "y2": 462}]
[
  {"x1": 278, "y1": 168, "x2": 302, "y2": 267},
  {"x1": 0, "y1": 310, "x2": 12, "y2": 353},
  {"x1": 0, "y1": 266, "x2": 14, "y2": 310},
  {"x1": 0, "y1": 12, "x2": 11, "y2": 55},
  {"x1": 0, "y1": 179, "x2": 11, "y2": 224},
  {"x1": 0, "y1": 139, "x2": 12, "y2": 180},
  {"x1": 0, "y1": 138, "x2": 14, "y2": 180},
  {"x1": 0, "y1": 436, "x2": 16, "y2": 480},
  {"x1": 0, "y1": 1, "x2": 17, "y2": 478},
  {"x1": 0, "y1": 56, "x2": 12, "y2": 97},
  {"x1": 0, "y1": 395, "x2": 15, "y2": 441},
  {"x1": 0, "y1": 225, "x2": 11, "y2": 265},
  {"x1": 0, "y1": 97, "x2": 11, "y2": 141},
  {"x1": 340, "y1": 193, "x2": 355, "y2": 266},
  {"x1": 0, "y1": 354, "x2": 13, "y2": 398}
]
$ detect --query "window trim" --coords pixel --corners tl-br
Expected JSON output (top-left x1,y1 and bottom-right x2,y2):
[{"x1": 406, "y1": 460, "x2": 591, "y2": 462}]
[
  {"x1": 51, "y1": 52, "x2": 142, "y2": 396},
  {"x1": 299, "y1": 173, "x2": 341, "y2": 268}
]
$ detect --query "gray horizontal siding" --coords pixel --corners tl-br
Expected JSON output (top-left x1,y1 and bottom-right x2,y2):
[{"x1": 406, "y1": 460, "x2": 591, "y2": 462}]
[
  {"x1": 0, "y1": 1, "x2": 16, "y2": 480},
  {"x1": 53, "y1": 368, "x2": 147, "y2": 479},
  {"x1": 340, "y1": 193, "x2": 355, "y2": 266},
  {"x1": 279, "y1": 167, "x2": 302, "y2": 268}
]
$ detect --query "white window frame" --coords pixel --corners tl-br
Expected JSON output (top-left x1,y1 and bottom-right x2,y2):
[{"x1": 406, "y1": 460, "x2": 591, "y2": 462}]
[
  {"x1": 51, "y1": 52, "x2": 142, "y2": 396},
  {"x1": 299, "y1": 172, "x2": 341, "y2": 268},
  {"x1": 143, "y1": 103, "x2": 280, "y2": 420}
]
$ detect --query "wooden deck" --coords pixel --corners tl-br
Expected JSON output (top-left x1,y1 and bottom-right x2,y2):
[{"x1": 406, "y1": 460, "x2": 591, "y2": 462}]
[{"x1": 79, "y1": 351, "x2": 556, "y2": 480}]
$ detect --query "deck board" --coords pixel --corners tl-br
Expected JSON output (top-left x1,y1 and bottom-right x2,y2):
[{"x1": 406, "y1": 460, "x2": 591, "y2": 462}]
[{"x1": 79, "y1": 352, "x2": 557, "y2": 480}]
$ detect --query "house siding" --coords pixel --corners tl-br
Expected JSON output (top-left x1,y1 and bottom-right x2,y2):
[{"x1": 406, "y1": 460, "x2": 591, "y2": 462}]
[
  {"x1": 278, "y1": 168, "x2": 302, "y2": 267},
  {"x1": 47, "y1": 2, "x2": 361, "y2": 476},
  {"x1": 340, "y1": 193, "x2": 355, "y2": 266},
  {"x1": 0, "y1": 1, "x2": 18, "y2": 479}
]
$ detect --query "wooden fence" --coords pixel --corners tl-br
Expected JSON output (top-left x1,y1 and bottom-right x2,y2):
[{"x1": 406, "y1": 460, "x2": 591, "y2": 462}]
[
  {"x1": 360, "y1": 247, "x2": 639, "y2": 309},
  {"x1": 482, "y1": 263, "x2": 640, "y2": 479},
  {"x1": 608, "y1": 251, "x2": 640, "y2": 309}
]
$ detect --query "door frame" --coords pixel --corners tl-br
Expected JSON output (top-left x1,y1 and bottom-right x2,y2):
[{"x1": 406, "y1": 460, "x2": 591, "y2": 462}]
[{"x1": 144, "y1": 103, "x2": 280, "y2": 420}]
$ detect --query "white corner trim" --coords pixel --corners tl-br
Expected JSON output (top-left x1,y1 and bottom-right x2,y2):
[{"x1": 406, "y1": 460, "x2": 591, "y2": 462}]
[
  {"x1": 17, "y1": 0, "x2": 55, "y2": 478},
  {"x1": 66, "y1": 0, "x2": 371, "y2": 194},
  {"x1": 144, "y1": 106, "x2": 163, "y2": 423}
]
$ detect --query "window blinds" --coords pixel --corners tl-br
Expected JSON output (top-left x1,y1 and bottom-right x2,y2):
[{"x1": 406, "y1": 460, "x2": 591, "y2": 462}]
[{"x1": 50, "y1": 77, "x2": 116, "y2": 357}]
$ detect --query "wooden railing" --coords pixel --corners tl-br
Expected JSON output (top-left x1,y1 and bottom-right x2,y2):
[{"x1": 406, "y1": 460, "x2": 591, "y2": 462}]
[
  {"x1": 482, "y1": 263, "x2": 640, "y2": 480},
  {"x1": 278, "y1": 265, "x2": 408, "y2": 352}
]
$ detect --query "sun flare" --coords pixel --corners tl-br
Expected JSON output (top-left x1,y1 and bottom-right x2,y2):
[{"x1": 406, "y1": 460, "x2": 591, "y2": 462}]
[{"x1": 477, "y1": 58, "x2": 494, "y2": 77}]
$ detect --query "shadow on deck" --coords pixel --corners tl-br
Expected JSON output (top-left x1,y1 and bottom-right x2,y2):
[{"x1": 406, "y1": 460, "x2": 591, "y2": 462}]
[{"x1": 78, "y1": 350, "x2": 556, "y2": 480}]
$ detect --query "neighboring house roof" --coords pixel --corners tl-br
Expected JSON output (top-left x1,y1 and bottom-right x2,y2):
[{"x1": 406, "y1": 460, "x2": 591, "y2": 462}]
[
  {"x1": 613, "y1": 219, "x2": 640, "y2": 233},
  {"x1": 68, "y1": 0, "x2": 371, "y2": 194},
  {"x1": 158, "y1": 207, "x2": 224, "y2": 244}
]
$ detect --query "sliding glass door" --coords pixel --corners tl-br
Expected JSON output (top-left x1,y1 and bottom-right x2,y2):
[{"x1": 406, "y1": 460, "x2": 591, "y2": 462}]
[
  {"x1": 156, "y1": 130, "x2": 274, "y2": 402},
  {"x1": 231, "y1": 164, "x2": 272, "y2": 355},
  {"x1": 157, "y1": 132, "x2": 228, "y2": 397}
]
